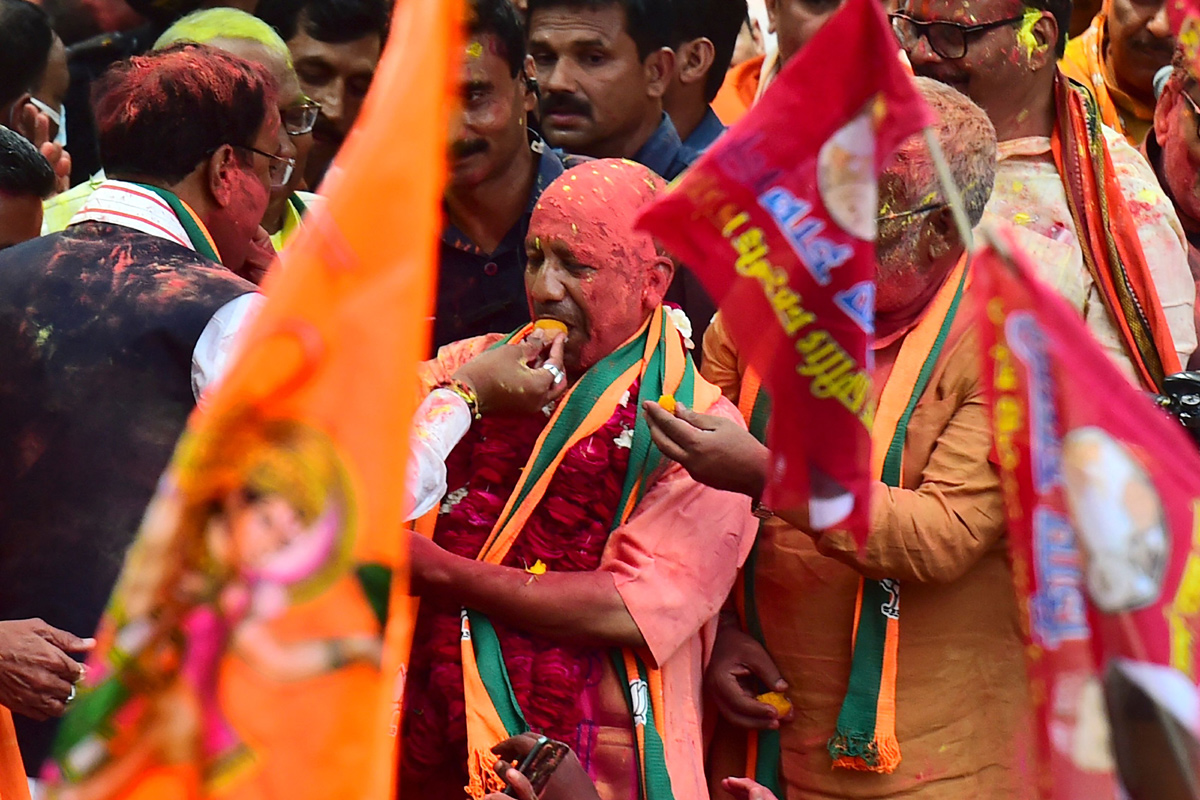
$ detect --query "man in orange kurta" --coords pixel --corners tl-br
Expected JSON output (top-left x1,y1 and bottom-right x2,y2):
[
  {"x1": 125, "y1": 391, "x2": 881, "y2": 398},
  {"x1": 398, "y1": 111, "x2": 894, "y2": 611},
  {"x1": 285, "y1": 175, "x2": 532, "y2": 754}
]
[{"x1": 644, "y1": 80, "x2": 1035, "y2": 799}]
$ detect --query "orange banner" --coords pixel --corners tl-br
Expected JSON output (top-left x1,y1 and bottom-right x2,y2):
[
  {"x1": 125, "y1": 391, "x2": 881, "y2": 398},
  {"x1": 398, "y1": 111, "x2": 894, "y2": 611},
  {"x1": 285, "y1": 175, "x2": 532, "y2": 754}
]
[{"x1": 41, "y1": 0, "x2": 461, "y2": 797}]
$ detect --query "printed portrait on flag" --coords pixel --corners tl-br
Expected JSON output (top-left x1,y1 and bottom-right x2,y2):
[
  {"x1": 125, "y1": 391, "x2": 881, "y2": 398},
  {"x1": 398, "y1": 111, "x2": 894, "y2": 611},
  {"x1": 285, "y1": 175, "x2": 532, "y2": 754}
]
[{"x1": 51, "y1": 419, "x2": 382, "y2": 794}]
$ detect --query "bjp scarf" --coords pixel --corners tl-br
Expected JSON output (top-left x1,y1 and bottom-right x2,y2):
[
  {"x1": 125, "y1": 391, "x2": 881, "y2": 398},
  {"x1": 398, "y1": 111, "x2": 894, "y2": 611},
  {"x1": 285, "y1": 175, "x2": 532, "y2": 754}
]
[
  {"x1": 738, "y1": 255, "x2": 969, "y2": 781},
  {"x1": 1053, "y1": 72, "x2": 1182, "y2": 391},
  {"x1": 1060, "y1": 2, "x2": 1155, "y2": 145},
  {"x1": 72, "y1": 180, "x2": 223, "y2": 263},
  {"x1": 458, "y1": 307, "x2": 720, "y2": 799}
]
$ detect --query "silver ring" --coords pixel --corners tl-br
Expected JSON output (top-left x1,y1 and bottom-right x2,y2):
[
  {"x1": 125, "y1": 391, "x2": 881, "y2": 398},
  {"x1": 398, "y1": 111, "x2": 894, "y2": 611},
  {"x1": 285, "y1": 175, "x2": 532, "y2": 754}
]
[
  {"x1": 66, "y1": 684, "x2": 76, "y2": 704},
  {"x1": 542, "y1": 362, "x2": 565, "y2": 385}
]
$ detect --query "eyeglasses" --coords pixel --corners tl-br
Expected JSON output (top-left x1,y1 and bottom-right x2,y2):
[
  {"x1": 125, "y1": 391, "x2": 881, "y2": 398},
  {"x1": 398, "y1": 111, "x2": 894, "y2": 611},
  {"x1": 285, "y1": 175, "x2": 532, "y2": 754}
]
[
  {"x1": 234, "y1": 145, "x2": 296, "y2": 188},
  {"x1": 877, "y1": 202, "x2": 948, "y2": 224},
  {"x1": 282, "y1": 100, "x2": 321, "y2": 136},
  {"x1": 889, "y1": 12, "x2": 1025, "y2": 60}
]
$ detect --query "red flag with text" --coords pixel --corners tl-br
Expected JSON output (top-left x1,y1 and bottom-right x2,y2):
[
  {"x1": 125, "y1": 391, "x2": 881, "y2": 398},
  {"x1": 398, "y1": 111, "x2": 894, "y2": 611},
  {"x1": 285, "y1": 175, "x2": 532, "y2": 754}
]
[
  {"x1": 976, "y1": 227, "x2": 1200, "y2": 799},
  {"x1": 636, "y1": 0, "x2": 932, "y2": 536}
]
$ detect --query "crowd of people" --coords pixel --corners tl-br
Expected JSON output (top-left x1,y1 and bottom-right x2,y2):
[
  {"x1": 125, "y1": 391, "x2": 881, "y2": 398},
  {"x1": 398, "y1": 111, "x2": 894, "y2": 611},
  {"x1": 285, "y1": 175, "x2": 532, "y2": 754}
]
[{"x1": 0, "y1": 0, "x2": 1194, "y2": 796}]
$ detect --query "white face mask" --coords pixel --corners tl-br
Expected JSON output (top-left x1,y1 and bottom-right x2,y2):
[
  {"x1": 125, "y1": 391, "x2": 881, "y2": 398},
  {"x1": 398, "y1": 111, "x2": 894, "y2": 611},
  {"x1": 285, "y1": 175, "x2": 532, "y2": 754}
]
[{"x1": 27, "y1": 96, "x2": 66, "y2": 148}]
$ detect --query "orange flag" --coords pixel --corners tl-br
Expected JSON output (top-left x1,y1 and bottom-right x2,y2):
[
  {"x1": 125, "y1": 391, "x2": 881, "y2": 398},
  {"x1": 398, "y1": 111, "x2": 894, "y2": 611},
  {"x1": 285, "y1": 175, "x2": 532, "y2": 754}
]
[{"x1": 41, "y1": 0, "x2": 460, "y2": 797}]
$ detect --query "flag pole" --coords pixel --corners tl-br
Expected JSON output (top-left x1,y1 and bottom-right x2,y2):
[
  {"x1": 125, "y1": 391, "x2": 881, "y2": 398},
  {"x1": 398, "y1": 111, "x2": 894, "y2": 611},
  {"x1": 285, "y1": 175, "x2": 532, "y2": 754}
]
[{"x1": 922, "y1": 127, "x2": 976, "y2": 254}]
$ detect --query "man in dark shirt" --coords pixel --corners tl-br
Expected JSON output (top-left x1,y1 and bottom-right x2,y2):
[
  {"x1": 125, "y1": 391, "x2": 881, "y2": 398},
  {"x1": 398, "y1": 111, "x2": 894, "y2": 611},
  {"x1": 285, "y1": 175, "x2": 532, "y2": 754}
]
[
  {"x1": 527, "y1": 0, "x2": 695, "y2": 180},
  {"x1": 435, "y1": 0, "x2": 568, "y2": 349},
  {"x1": 664, "y1": 0, "x2": 745, "y2": 154}
]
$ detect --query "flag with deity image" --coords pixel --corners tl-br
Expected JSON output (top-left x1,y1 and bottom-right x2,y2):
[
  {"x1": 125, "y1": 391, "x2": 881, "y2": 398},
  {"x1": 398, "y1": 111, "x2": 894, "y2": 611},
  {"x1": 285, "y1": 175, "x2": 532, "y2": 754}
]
[
  {"x1": 635, "y1": 0, "x2": 933, "y2": 538},
  {"x1": 38, "y1": 0, "x2": 461, "y2": 798},
  {"x1": 975, "y1": 226, "x2": 1200, "y2": 800}
]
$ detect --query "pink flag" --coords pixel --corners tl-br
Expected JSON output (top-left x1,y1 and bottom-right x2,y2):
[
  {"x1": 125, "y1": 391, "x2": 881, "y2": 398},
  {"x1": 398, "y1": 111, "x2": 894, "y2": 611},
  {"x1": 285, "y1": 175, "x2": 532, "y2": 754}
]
[{"x1": 976, "y1": 227, "x2": 1200, "y2": 799}]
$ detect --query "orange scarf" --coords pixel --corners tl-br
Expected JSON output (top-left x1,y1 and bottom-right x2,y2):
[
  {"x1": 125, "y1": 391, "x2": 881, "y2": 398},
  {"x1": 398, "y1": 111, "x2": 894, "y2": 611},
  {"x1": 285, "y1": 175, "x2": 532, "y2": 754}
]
[{"x1": 1052, "y1": 72, "x2": 1181, "y2": 390}]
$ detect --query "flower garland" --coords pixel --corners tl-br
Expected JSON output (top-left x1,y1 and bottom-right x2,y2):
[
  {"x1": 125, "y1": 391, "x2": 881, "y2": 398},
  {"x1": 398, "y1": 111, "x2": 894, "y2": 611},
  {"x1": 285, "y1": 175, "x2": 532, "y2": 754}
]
[{"x1": 403, "y1": 382, "x2": 639, "y2": 783}]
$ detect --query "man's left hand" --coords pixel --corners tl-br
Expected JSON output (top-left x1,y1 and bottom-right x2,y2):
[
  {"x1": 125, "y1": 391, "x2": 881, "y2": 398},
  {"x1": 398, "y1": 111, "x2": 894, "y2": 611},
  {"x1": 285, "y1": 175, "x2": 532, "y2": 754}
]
[
  {"x1": 13, "y1": 101, "x2": 71, "y2": 195},
  {"x1": 485, "y1": 733, "x2": 601, "y2": 800},
  {"x1": 237, "y1": 226, "x2": 277, "y2": 285},
  {"x1": 642, "y1": 400, "x2": 769, "y2": 499}
]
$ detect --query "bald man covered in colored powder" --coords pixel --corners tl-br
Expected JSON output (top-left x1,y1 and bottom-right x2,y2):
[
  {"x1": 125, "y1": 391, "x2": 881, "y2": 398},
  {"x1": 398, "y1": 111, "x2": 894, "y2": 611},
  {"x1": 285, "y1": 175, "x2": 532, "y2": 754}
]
[{"x1": 398, "y1": 159, "x2": 757, "y2": 799}]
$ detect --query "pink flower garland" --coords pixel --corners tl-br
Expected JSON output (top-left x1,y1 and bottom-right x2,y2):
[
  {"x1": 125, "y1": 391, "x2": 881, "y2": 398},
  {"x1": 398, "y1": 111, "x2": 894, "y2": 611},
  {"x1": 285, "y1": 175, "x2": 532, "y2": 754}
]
[{"x1": 403, "y1": 382, "x2": 639, "y2": 783}]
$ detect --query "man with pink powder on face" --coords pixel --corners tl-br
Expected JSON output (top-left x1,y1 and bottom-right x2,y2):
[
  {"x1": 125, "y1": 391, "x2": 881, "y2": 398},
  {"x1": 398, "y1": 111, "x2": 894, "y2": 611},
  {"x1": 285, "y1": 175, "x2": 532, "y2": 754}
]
[{"x1": 397, "y1": 159, "x2": 757, "y2": 800}]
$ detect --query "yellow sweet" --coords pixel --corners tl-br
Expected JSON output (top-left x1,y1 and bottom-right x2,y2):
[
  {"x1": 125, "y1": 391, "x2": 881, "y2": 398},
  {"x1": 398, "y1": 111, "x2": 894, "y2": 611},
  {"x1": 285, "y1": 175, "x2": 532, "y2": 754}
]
[
  {"x1": 756, "y1": 691, "x2": 793, "y2": 716},
  {"x1": 533, "y1": 319, "x2": 568, "y2": 337},
  {"x1": 657, "y1": 394, "x2": 677, "y2": 414}
]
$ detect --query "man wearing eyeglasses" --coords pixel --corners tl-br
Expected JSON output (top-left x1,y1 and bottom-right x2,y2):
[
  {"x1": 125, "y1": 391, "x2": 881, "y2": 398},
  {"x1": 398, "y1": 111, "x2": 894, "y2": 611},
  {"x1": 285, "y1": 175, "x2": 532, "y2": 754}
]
[
  {"x1": 893, "y1": 0, "x2": 1196, "y2": 392},
  {"x1": 42, "y1": 9, "x2": 321, "y2": 272},
  {"x1": 0, "y1": 43, "x2": 280, "y2": 778}
]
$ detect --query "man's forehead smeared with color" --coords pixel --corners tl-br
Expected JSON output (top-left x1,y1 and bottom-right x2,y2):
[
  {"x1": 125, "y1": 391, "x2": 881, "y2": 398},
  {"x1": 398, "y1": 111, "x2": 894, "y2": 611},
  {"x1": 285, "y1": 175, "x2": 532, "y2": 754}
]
[
  {"x1": 525, "y1": 159, "x2": 671, "y2": 374},
  {"x1": 528, "y1": 158, "x2": 666, "y2": 269}
]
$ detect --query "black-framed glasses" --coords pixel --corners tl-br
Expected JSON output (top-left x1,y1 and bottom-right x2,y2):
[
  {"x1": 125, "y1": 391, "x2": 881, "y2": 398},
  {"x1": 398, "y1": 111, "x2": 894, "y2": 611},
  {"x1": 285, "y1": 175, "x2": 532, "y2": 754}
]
[
  {"x1": 877, "y1": 202, "x2": 948, "y2": 224},
  {"x1": 282, "y1": 100, "x2": 320, "y2": 136},
  {"x1": 234, "y1": 145, "x2": 296, "y2": 188},
  {"x1": 890, "y1": 12, "x2": 1025, "y2": 60}
]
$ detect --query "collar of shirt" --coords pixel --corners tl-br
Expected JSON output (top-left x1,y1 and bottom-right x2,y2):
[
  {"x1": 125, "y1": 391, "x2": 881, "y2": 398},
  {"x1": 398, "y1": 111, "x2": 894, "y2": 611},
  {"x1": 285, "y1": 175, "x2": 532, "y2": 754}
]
[
  {"x1": 633, "y1": 112, "x2": 695, "y2": 180},
  {"x1": 997, "y1": 136, "x2": 1053, "y2": 160},
  {"x1": 70, "y1": 179, "x2": 198, "y2": 251},
  {"x1": 441, "y1": 135, "x2": 566, "y2": 257},
  {"x1": 681, "y1": 106, "x2": 727, "y2": 156}
]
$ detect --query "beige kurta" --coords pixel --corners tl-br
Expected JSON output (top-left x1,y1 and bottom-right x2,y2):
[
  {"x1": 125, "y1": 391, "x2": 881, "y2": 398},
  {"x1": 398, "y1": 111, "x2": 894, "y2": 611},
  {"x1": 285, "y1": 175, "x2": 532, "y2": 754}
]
[
  {"x1": 981, "y1": 129, "x2": 1196, "y2": 383},
  {"x1": 703, "y1": 307, "x2": 1034, "y2": 800}
]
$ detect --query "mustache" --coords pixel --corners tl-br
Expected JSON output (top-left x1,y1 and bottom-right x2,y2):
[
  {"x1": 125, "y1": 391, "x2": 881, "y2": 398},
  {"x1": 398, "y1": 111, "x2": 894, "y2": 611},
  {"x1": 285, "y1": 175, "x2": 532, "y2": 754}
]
[
  {"x1": 539, "y1": 91, "x2": 593, "y2": 118},
  {"x1": 914, "y1": 66, "x2": 968, "y2": 86},
  {"x1": 451, "y1": 138, "x2": 488, "y2": 159},
  {"x1": 1129, "y1": 33, "x2": 1175, "y2": 58}
]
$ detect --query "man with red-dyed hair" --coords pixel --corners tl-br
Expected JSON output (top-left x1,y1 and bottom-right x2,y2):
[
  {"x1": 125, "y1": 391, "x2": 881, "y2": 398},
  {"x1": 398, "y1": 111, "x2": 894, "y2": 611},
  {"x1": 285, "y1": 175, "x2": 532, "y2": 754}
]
[{"x1": 0, "y1": 43, "x2": 283, "y2": 777}]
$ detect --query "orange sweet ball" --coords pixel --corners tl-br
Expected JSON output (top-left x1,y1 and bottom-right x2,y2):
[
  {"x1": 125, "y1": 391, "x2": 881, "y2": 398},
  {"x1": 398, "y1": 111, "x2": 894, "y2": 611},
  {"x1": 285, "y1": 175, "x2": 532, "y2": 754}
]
[
  {"x1": 756, "y1": 691, "x2": 793, "y2": 716},
  {"x1": 657, "y1": 394, "x2": 677, "y2": 414},
  {"x1": 533, "y1": 319, "x2": 568, "y2": 337}
]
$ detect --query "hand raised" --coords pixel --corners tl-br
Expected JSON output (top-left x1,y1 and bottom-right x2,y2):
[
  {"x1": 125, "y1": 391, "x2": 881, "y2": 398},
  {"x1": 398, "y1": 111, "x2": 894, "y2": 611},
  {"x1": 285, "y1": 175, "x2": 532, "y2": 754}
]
[{"x1": 454, "y1": 331, "x2": 568, "y2": 417}]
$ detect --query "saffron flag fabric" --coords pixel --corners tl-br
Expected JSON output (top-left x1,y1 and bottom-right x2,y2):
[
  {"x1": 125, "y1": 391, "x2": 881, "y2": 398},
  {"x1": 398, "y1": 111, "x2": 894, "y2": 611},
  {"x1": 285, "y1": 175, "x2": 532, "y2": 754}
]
[
  {"x1": 39, "y1": 0, "x2": 461, "y2": 797},
  {"x1": 976, "y1": 226, "x2": 1200, "y2": 799},
  {"x1": 635, "y1": 0, "x2": 931, "y2": 531}
]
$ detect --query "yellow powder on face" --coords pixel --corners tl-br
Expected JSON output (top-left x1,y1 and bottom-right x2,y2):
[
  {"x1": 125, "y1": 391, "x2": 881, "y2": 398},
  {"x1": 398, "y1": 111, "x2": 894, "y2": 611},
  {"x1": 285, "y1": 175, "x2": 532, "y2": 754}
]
[
  {"x1": 1016, "y1": 7, "x2": 1045, "y2": 59},
  {"x1": 466, "y1": 41, "x2": 483, "y2": 59}
]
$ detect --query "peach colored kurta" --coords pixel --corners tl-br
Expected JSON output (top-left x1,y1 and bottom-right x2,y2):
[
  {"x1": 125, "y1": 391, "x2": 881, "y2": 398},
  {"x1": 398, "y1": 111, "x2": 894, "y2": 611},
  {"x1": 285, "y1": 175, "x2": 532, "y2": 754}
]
[{"x1": 416, "y1": 332, "x2": 758, "y2": 800}]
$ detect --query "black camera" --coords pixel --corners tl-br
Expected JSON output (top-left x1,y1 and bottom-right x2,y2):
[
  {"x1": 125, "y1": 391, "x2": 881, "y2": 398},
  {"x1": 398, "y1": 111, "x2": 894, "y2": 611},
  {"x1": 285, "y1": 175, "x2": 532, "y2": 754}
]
[{"x1": 1152, "y1": 371, "x2": 1200, "y2": 449}]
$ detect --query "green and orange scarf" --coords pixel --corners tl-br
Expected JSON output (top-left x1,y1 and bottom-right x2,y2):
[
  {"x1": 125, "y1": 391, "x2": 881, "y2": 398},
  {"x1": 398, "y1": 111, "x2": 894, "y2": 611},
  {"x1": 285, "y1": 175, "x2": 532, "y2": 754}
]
[
  {"x1": 739, "y1": 255, "x2": 968, "y2": 785},
  {"x1": 458, "y1": 306, "x2": 719, "y2": 799}
]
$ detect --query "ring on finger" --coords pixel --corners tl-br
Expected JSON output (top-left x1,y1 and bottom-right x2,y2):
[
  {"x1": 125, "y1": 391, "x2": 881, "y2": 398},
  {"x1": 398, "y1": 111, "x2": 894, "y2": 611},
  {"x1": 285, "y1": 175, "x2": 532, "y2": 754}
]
[
  {"x1": 66, "y1": 683, "x2": 76, "y2": 704},
  {"x1": 541, "y1": 362, "x2": 565, "y2": 386}
]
